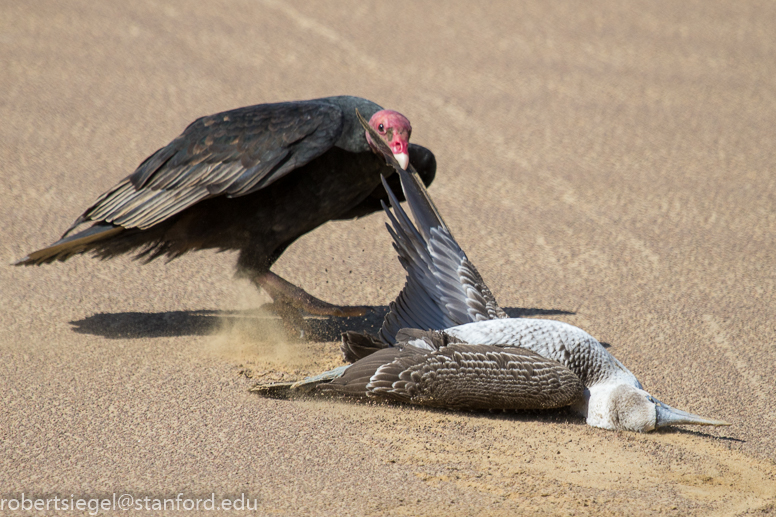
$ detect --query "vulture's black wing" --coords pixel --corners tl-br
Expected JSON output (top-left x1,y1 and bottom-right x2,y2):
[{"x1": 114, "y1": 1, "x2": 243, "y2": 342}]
[{"x1": 64, "y1": 100, "x2": 345, "y2": 234}]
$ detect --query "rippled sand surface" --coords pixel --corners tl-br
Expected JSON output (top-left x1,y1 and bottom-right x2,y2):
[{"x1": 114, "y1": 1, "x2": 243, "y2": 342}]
[{"x1": 2, "y1": 2, "x2": 775, "y2": 514}]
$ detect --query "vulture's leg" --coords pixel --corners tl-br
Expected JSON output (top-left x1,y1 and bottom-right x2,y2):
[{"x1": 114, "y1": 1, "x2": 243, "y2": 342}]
[{"x1": 252, "y1": 271, "x2": 373, "y2": 318}]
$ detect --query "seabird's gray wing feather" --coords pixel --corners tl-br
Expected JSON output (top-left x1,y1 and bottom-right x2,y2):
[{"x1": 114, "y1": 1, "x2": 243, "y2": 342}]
[
  {"x1": 378, "y1": 176, "x2": 507, "y2": 344},
  {"x1": 317, "y1": 347, "x2": 406, "y2": 397},
  {"x1": 321, "y1": 344, "x2": 583, "y2": 410},
  {"x1": 64, "y1": 101, "x2": 344, "y2": 234}
]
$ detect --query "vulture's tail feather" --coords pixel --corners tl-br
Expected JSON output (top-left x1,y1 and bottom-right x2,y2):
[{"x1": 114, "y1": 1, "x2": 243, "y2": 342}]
[{"x1": 13, "y1": 224, "x2": 123, "y2": 265}]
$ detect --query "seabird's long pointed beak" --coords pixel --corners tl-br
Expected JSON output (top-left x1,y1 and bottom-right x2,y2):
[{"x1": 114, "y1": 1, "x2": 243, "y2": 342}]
[
  {"x1": 655, "y1": 401, "x2": 731, "y2": 428},
  {"x1": 394, "y1": 152, "x2": 409, "y2": 170}
]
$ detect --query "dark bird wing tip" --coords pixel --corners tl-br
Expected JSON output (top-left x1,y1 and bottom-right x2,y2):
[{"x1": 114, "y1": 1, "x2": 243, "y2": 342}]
[{"x1": 11, "y1": 255, "x2": 31, "y2": 266}]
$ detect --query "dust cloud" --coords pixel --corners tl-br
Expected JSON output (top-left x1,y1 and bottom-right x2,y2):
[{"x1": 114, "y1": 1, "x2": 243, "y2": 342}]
[{"x1": 201, "y1": 281, "x2": 344, "y2": 385}]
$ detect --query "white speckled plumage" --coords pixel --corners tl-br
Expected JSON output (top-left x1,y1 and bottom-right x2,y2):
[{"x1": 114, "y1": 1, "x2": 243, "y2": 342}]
[{"x1": 445, "y1": 319, "x2": 636, "y2": 388}]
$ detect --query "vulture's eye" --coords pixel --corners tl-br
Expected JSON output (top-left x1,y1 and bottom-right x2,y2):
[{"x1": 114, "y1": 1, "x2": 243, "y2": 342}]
[{"x1": 378, "y1": 123, "x2": 385, "y2": 132}]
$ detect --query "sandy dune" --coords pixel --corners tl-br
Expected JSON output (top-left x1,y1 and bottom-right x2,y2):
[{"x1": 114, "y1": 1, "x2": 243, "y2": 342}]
[{"x1": 2, "y1": 1, "x2": 775, "y2": 515}]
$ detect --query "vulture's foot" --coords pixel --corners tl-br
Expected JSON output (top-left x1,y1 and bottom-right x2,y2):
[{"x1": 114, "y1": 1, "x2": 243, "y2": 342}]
[
  {"x1": 252, "y1": 271, "x2": 373, "y2": 318},
  {"x1": 263, "y1": 299, "x2": 310, "y2": 340}
]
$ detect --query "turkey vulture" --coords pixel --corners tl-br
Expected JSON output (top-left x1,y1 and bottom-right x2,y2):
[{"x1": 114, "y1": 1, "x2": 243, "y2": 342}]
[{"x1": 14, "y1": 96, "x2": 436, "y2": 323}]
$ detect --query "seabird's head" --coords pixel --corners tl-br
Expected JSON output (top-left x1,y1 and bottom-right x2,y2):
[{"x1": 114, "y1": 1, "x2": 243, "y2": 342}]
[
  {"x1": 585, "y1": 383, "x2": 730, "y2": 432},
  {"x1": 366, "y1": 110, "x2": 411, "y2": 170}
]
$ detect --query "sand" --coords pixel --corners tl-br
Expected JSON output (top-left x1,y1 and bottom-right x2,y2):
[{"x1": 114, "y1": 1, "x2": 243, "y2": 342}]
[{"x1": 2, "y1": 1, "x2": 775, "y2": 515}]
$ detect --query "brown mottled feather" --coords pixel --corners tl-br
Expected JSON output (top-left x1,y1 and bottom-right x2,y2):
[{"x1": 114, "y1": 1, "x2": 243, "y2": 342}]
[{"x1": 320, "y1": 343, "x2": 584, "y2": 410}]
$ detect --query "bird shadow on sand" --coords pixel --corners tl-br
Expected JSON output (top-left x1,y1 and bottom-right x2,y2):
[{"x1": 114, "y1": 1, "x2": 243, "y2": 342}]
[
  {"x1": 407, "y1": 404, "x2": 591, "y2": 429},
  {"x1": 69, "y1": 306, "x2": 574, "y2": 341},
  {"x1": 263, "y1": 390, "x2": 589, "y2": 427},
  {"x1": 652, "y1": 426, "x2": 744, "y2": 443}
]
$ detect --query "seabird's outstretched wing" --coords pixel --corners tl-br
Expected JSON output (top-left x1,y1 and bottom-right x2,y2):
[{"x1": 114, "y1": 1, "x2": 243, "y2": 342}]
[
  {"x1": 378, "y1": 176, "x2": 507, "y2": 343},
  {"x1": 356, "y1": 108, "x2": 507, "y2": 345}
]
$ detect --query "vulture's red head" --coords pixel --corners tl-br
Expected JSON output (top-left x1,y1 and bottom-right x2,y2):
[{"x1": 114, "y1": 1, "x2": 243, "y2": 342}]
[{"x1": 366, "y1": 110, "x2": 412, "y2": 170}]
